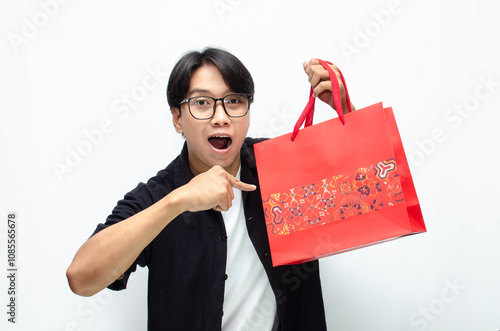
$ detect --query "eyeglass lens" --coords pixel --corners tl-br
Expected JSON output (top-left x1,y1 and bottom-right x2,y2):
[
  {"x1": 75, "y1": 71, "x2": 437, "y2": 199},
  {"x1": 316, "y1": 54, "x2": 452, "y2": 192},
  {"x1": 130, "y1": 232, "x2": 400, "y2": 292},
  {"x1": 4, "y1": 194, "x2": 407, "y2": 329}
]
[{"x1": 188, "y1": 94, "x2": 249, "y2": 119}]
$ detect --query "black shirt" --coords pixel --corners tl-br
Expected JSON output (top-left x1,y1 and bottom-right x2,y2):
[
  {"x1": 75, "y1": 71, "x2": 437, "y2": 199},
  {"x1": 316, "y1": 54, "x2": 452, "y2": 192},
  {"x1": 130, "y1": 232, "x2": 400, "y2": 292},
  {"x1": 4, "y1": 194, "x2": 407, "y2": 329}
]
[{"x1": 93, "y1": 137, "x2": 327, "y2": 331}]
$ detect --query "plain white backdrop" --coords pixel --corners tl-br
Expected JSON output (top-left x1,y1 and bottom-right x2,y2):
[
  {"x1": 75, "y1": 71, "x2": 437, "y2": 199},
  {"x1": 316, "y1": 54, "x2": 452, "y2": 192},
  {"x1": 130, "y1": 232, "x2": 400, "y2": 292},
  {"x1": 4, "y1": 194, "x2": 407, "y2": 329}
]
[{"x1": 1, "y1": 0, "x2": 499, "y2": 330}]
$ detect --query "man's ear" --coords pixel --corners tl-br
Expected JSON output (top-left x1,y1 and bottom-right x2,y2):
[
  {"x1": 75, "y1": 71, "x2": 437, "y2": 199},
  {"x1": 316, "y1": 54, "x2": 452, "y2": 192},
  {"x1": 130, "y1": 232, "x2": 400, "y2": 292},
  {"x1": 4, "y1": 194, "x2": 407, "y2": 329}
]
[{"x1": 171, "y1": 107, "x2": 183, "y2": 134}]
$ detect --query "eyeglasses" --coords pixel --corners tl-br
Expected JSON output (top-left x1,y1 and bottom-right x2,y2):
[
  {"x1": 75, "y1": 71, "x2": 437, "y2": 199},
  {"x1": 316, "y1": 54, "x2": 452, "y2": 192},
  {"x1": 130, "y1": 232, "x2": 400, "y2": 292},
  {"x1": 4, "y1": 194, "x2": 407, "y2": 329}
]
[{"x1": 179, "y1": 93, "x2": 252, "y2": 120}]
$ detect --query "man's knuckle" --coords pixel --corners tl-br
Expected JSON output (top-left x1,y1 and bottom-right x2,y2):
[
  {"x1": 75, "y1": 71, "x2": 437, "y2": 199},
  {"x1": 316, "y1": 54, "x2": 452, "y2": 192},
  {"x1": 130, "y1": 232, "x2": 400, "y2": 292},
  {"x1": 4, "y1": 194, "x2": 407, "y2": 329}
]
[{"x1": 320, "y1": 81, "x2": 331, "y2": 89}]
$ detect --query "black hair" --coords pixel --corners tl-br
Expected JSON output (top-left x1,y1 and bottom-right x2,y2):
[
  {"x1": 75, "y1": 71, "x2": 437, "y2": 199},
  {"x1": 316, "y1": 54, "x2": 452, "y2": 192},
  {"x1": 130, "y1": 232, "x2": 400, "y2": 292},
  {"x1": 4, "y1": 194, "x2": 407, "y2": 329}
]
[{"x1": 166, "y1": 47, "x2": 255, "y2": 109}]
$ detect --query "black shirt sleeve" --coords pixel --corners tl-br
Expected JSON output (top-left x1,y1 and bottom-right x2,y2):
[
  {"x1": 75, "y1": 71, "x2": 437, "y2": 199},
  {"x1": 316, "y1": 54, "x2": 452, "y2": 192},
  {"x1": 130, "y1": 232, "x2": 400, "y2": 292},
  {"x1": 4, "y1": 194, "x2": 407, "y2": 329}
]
[{"x1": 91, "y1": 183, "x2": 154, "y2": 290}]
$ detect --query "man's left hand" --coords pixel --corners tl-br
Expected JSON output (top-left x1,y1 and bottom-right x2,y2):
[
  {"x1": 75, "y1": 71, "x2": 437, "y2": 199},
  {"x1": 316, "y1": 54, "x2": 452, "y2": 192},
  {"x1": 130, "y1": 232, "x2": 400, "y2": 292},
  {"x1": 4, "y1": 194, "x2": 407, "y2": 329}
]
[{"x1": 303, "y1": 58, "x2": 355, "y2": 114}]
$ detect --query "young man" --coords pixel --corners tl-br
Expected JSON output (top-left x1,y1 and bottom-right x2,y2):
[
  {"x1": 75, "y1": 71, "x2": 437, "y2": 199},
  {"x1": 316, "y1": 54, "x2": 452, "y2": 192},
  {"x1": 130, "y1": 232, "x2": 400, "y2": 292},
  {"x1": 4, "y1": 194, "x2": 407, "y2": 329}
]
[{"x1": 66, "y1": 47, "x2": 354, "y2": 330}]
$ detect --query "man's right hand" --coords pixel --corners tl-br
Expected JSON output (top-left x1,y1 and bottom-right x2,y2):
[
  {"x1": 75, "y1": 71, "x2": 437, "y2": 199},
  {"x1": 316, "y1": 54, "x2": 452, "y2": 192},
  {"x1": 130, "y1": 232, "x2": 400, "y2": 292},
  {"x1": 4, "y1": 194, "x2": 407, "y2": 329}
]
[
  {"x1": 66, "y1": 165, "x2": 256, "y2": 297},
  {"x1": 174, "y1": 165, "x2": 256, "y2": 213}
]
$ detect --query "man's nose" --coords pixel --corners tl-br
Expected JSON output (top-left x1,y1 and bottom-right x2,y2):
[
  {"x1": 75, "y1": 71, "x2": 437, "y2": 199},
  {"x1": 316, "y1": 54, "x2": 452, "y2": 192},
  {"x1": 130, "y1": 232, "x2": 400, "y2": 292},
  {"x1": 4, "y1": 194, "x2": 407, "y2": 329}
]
[{"x1": 211, "y1": 101, "x2": 230, "y2": 126}]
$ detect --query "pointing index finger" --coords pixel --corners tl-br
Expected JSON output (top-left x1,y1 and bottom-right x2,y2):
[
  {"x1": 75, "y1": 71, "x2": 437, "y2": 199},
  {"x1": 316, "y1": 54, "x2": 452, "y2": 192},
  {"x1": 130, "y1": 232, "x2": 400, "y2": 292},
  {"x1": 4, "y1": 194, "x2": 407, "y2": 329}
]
[{"x1": 228, "y1": 176, "x2": 257, "y2": 192}]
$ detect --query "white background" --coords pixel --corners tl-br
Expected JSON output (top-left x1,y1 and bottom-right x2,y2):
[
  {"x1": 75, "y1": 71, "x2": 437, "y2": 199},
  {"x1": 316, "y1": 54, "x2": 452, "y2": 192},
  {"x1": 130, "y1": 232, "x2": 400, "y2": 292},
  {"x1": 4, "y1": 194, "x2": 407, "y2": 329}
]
[{"x1": 1, "y1": 0, "x2": 499, "y2": 330}]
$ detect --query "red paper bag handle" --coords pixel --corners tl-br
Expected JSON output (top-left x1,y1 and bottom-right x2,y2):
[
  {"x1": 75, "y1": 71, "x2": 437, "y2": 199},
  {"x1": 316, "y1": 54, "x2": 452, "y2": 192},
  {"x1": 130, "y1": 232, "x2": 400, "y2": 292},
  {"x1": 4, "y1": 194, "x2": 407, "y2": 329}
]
[{"x1": 291, "y1": 59, "x2": 352, "y2": 142}]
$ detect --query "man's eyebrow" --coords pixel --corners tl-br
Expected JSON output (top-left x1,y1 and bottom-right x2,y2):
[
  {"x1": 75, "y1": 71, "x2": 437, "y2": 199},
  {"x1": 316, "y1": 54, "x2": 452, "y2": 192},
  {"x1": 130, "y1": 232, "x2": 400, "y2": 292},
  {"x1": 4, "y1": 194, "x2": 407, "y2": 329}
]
[
  {"x1": 187, "y1": 89, "x2": 212, "y2": 97},
  {"x1": 186, "y1": 88, "x2": 232, "y2": 97}
]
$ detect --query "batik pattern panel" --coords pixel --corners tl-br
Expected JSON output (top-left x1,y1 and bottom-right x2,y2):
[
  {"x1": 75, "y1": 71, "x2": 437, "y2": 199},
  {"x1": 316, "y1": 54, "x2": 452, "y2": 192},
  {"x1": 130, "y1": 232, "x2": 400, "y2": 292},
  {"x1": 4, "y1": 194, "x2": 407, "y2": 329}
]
[{"x1": 263, "y1": 159, "x2": 404, "y2": 237}]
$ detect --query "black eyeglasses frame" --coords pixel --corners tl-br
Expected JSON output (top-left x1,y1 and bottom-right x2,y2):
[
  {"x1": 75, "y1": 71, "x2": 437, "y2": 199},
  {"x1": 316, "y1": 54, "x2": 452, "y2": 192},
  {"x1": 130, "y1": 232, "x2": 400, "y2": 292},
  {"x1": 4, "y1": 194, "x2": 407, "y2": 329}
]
[{"x1": 179, "y1": 93, "x2": 252, "y2": 120}]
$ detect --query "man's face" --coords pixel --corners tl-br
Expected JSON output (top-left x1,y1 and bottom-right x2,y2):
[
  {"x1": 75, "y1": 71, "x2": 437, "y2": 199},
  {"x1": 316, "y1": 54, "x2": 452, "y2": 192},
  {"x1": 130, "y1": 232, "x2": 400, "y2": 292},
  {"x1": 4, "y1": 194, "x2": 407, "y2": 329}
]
[{"x1": 171, "y1": 64, "x2": 250, "y2": 177}]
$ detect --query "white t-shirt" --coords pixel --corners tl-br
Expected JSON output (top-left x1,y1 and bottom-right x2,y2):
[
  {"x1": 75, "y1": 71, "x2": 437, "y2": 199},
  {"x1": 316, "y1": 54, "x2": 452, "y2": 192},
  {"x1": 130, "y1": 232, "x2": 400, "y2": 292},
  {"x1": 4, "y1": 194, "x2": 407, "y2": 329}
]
[{"x1": 221, "y1": 171, "x2": 277, "y2": 331}]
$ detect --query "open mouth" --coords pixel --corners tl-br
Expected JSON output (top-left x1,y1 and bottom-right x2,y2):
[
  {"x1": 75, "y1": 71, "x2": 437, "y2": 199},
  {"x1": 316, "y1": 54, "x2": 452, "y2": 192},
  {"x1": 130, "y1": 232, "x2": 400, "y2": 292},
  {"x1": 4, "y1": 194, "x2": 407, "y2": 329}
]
[{"x1": 208, "y1": 136, "x2": 232, "y2": 150}]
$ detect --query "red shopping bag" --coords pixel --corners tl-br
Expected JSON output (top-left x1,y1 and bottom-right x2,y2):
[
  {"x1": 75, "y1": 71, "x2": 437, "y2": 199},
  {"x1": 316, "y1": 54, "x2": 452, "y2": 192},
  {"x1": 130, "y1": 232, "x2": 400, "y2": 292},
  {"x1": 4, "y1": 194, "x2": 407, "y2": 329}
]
[{"x1": 254, "y1": 60, "x2": 425, "y2": 266}]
